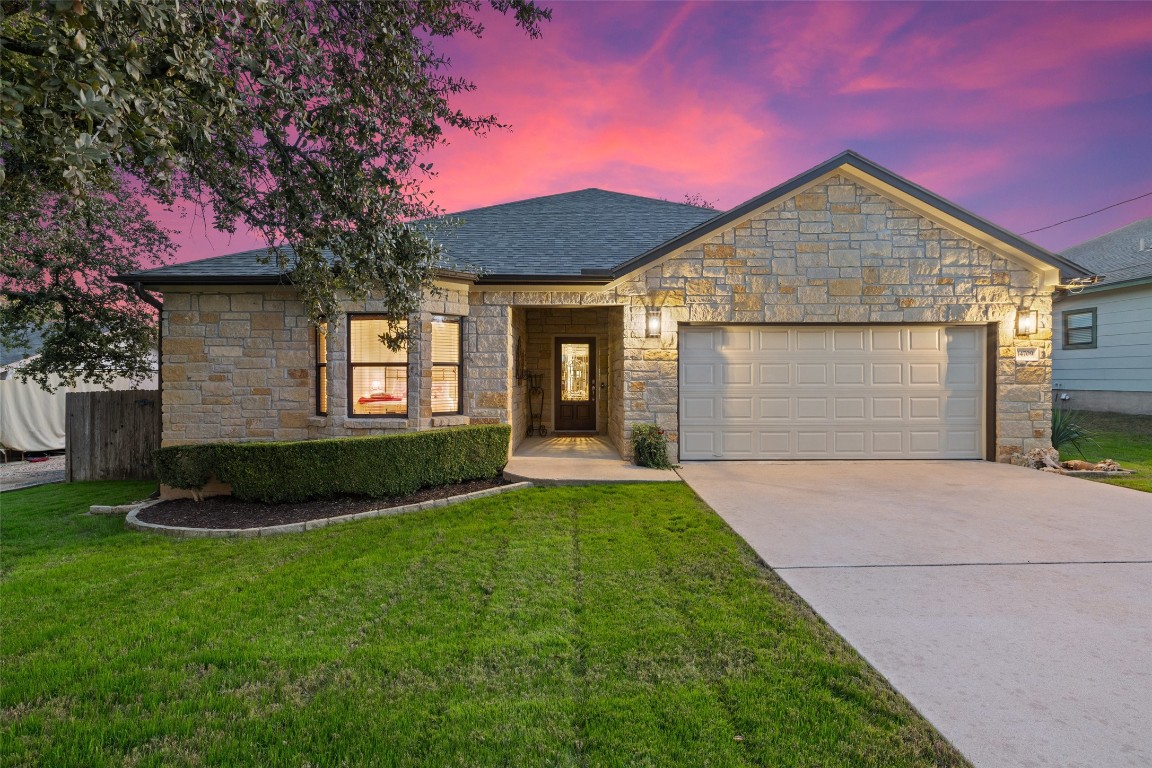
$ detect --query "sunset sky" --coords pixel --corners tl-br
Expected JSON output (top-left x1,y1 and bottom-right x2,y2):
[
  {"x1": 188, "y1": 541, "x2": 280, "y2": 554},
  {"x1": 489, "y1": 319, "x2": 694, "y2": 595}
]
[{"x1": 165, "y1": 0, "x2": 1152, "y2": 262}]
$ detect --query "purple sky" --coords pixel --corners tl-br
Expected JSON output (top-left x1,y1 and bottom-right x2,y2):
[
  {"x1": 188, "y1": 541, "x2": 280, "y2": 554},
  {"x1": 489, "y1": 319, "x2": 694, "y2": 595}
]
[{"x1": 161, "y1": 0, "x2": 1152, "y2": 262}]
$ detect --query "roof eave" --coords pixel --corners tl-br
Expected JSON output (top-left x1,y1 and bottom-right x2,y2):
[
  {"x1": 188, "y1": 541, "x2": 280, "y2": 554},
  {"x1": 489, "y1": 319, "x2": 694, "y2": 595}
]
[{"x1": 116, "y1": 266, "x2": 481, "y2": 288}]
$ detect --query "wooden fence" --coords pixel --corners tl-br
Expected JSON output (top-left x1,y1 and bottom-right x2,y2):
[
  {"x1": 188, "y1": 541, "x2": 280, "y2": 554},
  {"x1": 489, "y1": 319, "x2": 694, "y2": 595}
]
[{"x1": 65, "y1": 390, "x2": 160, "y2": 482}]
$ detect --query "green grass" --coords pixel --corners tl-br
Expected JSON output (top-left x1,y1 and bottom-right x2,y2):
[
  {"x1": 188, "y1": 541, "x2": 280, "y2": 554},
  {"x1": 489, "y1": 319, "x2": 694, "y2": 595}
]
[
  {"x1": 1062, "y1": 411, "x2": 1152, "y2": 493},
  {"x1": 1, "y1": 482, "x2": 966, "y2": 767}
]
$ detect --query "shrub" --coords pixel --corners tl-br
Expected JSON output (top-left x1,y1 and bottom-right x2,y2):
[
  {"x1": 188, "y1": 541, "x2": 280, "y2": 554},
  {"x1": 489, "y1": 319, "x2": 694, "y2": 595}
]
[
  {"x1": 1051, "y1": 408, "x2": 1095, "y2": 458},
  {"x1": 154, "y1": 425, "x2": 510, "y2": 503},
  {"x1": 631, "y1": 423, "x2": 673, "y2": 469}
]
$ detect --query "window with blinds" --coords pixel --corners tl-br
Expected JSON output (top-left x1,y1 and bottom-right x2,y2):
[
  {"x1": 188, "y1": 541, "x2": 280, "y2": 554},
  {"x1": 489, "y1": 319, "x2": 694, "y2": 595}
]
[
  {"x1": 432, "y1": 316, "x2": 462, "y2": 414},
  {"x1": 315, "y1": 322, "x2": 328, "y2": 416},
  {"x1": 1062, "y1": 308, "x2": 1097, "y2": 350},
  {"x1": 349, "y1": 316, "x2": 408, "y2": 416}
]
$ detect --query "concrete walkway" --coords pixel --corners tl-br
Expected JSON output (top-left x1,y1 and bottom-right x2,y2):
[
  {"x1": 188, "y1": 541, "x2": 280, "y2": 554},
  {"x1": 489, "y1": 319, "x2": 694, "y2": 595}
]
[
  {"x1": 504, "y1": 436, "x2": 678, "y2": 485},
  {"x1": 677, "y1": 460, "x2": 1152, "y2": 768}
]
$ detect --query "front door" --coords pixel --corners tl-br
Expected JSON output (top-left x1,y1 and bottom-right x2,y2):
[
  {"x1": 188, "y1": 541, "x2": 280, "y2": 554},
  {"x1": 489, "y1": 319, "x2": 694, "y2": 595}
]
[{"x1": 555, "y1": 338, "x2": 597, "y2": 432}]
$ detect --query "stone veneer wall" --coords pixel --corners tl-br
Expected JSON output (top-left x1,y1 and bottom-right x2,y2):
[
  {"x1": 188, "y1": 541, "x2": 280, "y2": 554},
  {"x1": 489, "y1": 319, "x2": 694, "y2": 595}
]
[
  {"x1": 160, "y1": 284, "x2": 471, "y2": 447},
  {"x1": 468, "y1": 173, "x2": 1053, "y2": 462}
]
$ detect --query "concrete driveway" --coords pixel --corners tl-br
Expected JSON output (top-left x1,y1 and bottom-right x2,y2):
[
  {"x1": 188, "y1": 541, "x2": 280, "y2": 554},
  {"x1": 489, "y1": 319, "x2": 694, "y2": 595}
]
[{"x1": 677, "y1": 460, "x2": 1152, "y2": 768}]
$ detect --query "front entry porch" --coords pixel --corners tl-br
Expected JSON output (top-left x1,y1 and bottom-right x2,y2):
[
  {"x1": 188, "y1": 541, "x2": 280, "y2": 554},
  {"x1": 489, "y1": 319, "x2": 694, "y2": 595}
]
[
  {"x1": 504, "y1": 436, "x2": 678, "y2": 485},
  {"x1": 509, "y1": 306, "x2": 625, "y2": 454}
]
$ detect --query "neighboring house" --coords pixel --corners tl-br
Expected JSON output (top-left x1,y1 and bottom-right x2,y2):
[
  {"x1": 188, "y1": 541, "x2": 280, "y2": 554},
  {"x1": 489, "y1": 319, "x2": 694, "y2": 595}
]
[
  {"x1": 1052, "y1": 217, "x2": 1152, "y2": 416},
  {"x1": 117, "y1": 151, "x2": 1088, "y2": 463}
]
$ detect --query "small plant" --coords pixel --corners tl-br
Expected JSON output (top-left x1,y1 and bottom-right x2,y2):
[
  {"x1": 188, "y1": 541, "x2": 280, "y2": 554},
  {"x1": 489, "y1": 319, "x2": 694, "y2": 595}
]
[
  {"x1": 631, "y1": 423, "x2": 674, "y2": 469},
  {"x1": 1051, "y1": 408, "x2": 1096, "y2": 458}
]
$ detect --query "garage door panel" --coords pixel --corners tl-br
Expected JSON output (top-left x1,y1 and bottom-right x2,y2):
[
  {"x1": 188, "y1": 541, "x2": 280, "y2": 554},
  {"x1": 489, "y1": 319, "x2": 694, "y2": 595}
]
[
  {"x1": 909, "y1": 431, "x2": 942, "y2": 453},
  {"x1": 681, "y1": 430, "x2": 716, "y2": 456},
  {"x1": 796, "y1": 364, "x2": 827, "y2": 384},
  {"x1": 834, "y1": 329, "x2": 866, "y2": 350},
  {"x1": 946, "y1": 431, "x2": 980, "y2": 453},
  {"x1": 945, "y1": 397, "x2": 980, "y2": 419},
  {"x1": 834, "y1": 363, "x2": 866, "y2": 385},
  {"x1": 721, "y1": 431, "x2": 754, "y2": 455},
  {"x1": 796, "y1": 398, "x2": 828, "y2": 419},
  {"x1": 835, "y1": 398, "x2": 866, "y2": 419},
  {"x1": 679, "y1": 325, "x2": 985, "y2": 460},
  {"x1": 945, "y1": 362, "x2": 981, "y2": 386},
  {"x1": 681, "y1": 397, "x2": 715, "y2": 421},
  {"x1": 682, "y1": 363, "x2": 715, "y2": 386},
  {"x1": 835, "y1": 431, "x2": 866, "y2": 453},
  {"x1": 759, "y1": 364, "x2": 790, "y2": 385},
  {"x1": 796, "y1": 432, "x2": 829, "y2": 454},
  {"x1": 909, "y1": 397, "x2": 941, "y2": 419},
  {"x1": 872, "y1": 363, "x2": 904, "y2": 385},
  {"x1": 873, "y1": 397, "x2": 904, "y2": 419},
  {"x1": 723, "y1": 364, "x2": 753, "y2": 385},
  {"x1": 871, "y1": 328, "x2": 904, "y2": 351},
  {"x1": 722, "y1": 398, "x2": 754, "y2": 420},
  {"x1": 872, "y1": 431, "x2": 904, "y2": 454},
  {"x1": 757, "y1": 330, "x2": 790, "y2": 351},
  {"x1": 723, "y1": 329, "x2": 753, "y2": 350},
  {"x1": 909, "y1": 328, "x2": 942, "y2": 350},
  {"x1": 759, "y1": 398, "x2": 790, "y2": 419},
  {"x1": 909, "y1": 363, "x2": 941, "y2": 385}
]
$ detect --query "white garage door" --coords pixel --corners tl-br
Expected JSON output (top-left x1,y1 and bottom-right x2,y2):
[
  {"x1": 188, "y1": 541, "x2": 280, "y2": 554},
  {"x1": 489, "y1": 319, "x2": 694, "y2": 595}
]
[{"x1": 679, "y1": 326, "x2": 985, "y2": 460}]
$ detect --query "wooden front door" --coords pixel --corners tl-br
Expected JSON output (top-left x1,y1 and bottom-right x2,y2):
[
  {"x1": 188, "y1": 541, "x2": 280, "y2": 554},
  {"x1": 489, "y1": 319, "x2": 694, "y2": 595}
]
[{"x1": 554, "y1": 338, "x2": 597, "y2": 432}]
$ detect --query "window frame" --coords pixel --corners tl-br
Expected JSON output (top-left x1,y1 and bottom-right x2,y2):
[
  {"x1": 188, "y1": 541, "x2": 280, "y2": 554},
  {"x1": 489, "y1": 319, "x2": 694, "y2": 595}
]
[
  {"x1": 315, "y1": 322, "x2": 328, "y2": 416},
  {"x1": 1062, "y1": 307, "x2": 1098, "y2": 350},
  {"x1": 347, "y1": 314, "x2": 409, "y2": 418},
  {"x1": 431, "y1": 315, "x2": 463, "y2": 416}
]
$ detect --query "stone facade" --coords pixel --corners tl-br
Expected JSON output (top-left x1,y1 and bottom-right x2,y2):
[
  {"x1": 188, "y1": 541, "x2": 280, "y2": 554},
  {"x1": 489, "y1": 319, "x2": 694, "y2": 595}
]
[
  {"x1": 159, "y1": 173, "x2": 1054, "y2": 463},
  {"x1": 160, "y1": 283, "x2": 471, "y2": 447}
]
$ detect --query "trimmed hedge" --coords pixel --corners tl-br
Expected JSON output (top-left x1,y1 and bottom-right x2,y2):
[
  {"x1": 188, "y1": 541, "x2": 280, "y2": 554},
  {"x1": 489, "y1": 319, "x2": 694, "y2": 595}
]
[{"x1": 154, "y1": 425, "x2": 511, "y2": 504}]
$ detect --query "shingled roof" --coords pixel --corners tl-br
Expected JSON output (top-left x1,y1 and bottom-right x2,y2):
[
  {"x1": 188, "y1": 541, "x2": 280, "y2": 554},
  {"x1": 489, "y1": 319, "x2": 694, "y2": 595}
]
[
  {"x1": 118, "y1": 190, "x2": 718, "y2": 285},
  {"x1": 429, "y1": 189, "x2": 719, "y2": 280},
  {"x1": 1061, "y1": 217, "x2": 1152, "y2": 289}
]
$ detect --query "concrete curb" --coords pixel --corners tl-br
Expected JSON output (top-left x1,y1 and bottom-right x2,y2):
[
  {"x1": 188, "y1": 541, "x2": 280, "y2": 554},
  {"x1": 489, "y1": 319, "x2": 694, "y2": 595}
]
[
  {"x1": 502, "y1": 470, "x2": 679, "y2": 486},
  {"x1": 123, "y1": 482, "x2": 534, "y2": 539},
  {"x1": 90, "y1": 499, "x2": 163, "y2": 516}
]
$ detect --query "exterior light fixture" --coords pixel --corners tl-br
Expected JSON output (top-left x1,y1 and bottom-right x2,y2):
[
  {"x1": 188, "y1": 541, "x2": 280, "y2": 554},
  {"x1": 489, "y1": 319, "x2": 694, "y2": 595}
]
[
  {"x1": 1015, "y1": 308, "x2": 1038, "y2": 337},
  {"x1": 645, "y1": 308, "x2": 662, "y2": 338}
]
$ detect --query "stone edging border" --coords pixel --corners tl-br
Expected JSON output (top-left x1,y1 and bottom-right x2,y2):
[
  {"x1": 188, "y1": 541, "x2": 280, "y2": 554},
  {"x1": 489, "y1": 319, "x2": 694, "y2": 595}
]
[{"x1": 119, "y1": 482, "x2": 534, "y2": 539}]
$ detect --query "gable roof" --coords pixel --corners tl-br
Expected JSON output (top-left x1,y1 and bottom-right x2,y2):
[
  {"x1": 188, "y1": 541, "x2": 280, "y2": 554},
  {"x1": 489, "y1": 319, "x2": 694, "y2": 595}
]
[
  {"x1": 1061, "y1": 217, "x2": 1152, "y2": 290},
  {"x1": 118, "y1": 150, "x2": 1084, "y2": 287},
  {"x1": 607, "y1": 150, "x2": 1087, "y2": 281}
]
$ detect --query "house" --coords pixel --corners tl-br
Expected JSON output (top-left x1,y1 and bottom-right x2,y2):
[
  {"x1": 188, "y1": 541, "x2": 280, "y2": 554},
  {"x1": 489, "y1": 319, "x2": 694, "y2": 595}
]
[
  {"x1": 1052, "y1": 217, "x2": 1152, "y2": 416},
  {"x1": 117, "y1": 151, "x2": 1088, "y2": 463}
]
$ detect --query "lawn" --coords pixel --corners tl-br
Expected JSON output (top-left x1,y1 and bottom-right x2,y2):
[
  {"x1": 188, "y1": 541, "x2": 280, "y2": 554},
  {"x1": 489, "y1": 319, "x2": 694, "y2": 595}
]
[
  {"x1": 1061, "y1": 411, "x2": 1152, "y2": 493},
  {"x1": 1, "y1": 481, "x2": 966, "y2": 767}
]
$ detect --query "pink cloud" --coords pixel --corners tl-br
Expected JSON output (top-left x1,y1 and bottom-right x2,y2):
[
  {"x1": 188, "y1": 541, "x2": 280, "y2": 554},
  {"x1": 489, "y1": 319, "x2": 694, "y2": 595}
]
[{"x1": 161, "y1": 1, "x2": 1152, "y2": 262}]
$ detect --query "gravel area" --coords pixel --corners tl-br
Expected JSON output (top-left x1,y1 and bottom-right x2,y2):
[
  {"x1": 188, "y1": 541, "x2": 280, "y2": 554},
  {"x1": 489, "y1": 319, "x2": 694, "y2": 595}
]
[
  {"x1": 137, "y1": 478, "x2": 509, "y2": 529},
  {"x1": 0, "y1": 455, "x2": 66, "y2": 492}
]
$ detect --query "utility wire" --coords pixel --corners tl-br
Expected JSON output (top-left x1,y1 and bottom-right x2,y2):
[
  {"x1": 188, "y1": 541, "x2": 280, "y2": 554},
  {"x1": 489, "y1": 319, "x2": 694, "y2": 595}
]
[{"x1": 1021, "y1": 190, "x2": 1152, "y2": 234}]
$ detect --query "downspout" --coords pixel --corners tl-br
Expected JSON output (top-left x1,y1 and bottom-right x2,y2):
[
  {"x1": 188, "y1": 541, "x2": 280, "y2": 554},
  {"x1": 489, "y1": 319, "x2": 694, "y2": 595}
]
[{"x1": 134, "y1": 283, "x2": 164, "y2": 494}]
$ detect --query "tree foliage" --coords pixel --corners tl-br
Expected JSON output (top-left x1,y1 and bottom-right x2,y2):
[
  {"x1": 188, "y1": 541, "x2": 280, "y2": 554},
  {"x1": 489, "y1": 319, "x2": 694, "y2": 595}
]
[
  {"x1": 1, "y1": 0, "x2": 550, "y2": 374},
  {"x1": 0, "y1": 178, "x2": 173, "y2": 389}
]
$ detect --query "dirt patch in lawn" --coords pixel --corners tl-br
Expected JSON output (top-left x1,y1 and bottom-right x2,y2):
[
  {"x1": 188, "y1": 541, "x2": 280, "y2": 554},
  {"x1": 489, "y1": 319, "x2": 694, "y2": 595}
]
[{"x1": 136, "y1": 478, "x2": 509, "y2": 529}]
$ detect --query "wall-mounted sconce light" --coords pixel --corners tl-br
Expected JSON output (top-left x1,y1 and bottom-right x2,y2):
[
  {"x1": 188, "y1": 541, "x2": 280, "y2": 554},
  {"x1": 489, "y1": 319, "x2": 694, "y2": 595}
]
[
  {"x1": 645, "y1": 307, "x2": 662, "y2": 338},
  {"x1": 1015, "y1": 308, "x2": 1038, "y2": 337}
]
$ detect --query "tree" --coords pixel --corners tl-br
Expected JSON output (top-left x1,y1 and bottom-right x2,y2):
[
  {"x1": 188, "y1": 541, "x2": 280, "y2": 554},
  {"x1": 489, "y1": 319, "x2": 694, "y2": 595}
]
[
  {"x1": 0, "y1": 178, "x2": 174, "y2": 389},
  {"x1": 1, "y1": 0, "x2": 551, "y2": 376}
]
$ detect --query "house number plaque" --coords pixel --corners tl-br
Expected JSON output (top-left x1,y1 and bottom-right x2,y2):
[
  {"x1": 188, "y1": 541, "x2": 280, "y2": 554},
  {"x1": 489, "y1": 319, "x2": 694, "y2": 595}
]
[{"x1": 1015, "y1": 347, "x2": 1041, "y2": 363}]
